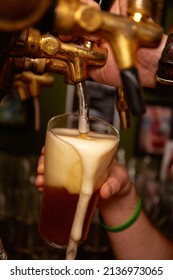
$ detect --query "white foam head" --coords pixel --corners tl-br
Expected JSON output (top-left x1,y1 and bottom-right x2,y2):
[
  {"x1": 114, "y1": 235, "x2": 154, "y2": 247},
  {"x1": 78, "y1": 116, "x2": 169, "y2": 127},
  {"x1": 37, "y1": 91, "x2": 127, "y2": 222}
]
[{"x1": 45, "y1": 128, "x2": 119, "y2": 194}]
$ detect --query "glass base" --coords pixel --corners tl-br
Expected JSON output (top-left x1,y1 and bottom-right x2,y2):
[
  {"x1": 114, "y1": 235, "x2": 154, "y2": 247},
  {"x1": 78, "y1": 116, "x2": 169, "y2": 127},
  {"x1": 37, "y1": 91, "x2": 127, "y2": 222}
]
[{"x1": 42, "y1": 237, "x2": 67, "y2": 250}]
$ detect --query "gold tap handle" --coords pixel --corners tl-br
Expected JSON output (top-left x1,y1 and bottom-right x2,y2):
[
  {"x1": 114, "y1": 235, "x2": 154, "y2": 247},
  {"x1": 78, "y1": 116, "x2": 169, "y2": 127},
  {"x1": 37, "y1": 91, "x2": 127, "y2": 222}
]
[
  {"x1": 14, "y1": 72, "x2": 55, "y2": 131},
  {"x1": 10, "y1": 27, "x2": 107, "y2": 84},
  {"x1": 14, "y1": 72, "x2": 55, "y2": 100},
  {"x1": 116, "y1": 87, "x2": 130, "y2": 129}
]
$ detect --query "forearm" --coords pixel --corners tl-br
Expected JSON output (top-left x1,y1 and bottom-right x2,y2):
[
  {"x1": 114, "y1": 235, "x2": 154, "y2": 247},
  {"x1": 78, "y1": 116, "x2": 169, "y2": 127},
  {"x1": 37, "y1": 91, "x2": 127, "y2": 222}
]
[{"x1": 100, "y1": 185, "x2": 173, "y2": 260}]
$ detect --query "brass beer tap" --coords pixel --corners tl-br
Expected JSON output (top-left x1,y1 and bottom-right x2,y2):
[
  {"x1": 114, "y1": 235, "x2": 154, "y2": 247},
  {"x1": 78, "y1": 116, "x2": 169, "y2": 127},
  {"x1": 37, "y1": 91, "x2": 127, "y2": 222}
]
[
  {"x1": 0, "y1": 0, "x2": 164, "y2": 129},
  {"x1": 9, "y1": 27, "x2": 107, "y2": 84},
  {"x1": 14, "y1": 71, "x2": 55, "y2": 130},
  {"x1": 54, "y1": 0, "x2": 163, "y2": 117},
  {"x1": 116, "y1": 87, "x2": 130, "y2": 129},
  {"x1": 8, "y1": 26, "x2": 107, "y2": 133}
]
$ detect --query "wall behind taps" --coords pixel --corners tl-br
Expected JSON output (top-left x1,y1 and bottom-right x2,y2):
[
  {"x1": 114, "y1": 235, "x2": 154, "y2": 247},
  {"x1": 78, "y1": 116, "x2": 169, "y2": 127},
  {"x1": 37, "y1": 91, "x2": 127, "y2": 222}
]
[{"x1": 0, "y1": 74, "x2": 67, "y2": 156}]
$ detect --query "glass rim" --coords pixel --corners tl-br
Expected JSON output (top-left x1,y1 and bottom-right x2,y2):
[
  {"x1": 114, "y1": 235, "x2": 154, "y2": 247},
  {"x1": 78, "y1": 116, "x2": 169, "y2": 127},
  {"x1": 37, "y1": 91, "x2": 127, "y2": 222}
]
[{"x1": 47, "y1": 113, "x2": 120, "y2": 140}]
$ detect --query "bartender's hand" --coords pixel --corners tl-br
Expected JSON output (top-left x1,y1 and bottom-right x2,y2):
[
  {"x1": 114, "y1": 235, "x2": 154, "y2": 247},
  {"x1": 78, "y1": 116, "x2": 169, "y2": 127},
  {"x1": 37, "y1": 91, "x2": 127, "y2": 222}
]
[
  {"x1": 62, "y1": 0, "x2": 167, "y2": 89},
  {"x1": 98, "y1": 159, "x2": 137, "y2": 226}
]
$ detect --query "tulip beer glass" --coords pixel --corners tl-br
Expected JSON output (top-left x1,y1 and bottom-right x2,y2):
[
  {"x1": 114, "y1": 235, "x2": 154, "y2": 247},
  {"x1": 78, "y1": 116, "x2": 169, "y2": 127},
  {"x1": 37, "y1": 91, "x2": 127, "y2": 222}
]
[{"x1": 39, "y1": 113, "x2": 119, "y2": 258}]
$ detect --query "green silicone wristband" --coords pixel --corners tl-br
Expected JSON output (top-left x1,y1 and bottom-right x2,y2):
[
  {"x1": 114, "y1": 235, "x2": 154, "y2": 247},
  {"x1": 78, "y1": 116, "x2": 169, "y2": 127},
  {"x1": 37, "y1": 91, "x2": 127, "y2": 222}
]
[{"x1": 99, "y1": 196, "x2": 142, "y2": 232}]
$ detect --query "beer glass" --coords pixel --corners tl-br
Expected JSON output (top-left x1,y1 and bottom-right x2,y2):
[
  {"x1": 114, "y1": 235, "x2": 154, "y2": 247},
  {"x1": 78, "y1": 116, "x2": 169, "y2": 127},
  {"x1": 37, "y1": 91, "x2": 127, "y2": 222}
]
[{"x1": 39, "y1": 113, "x2": 119, "y2": 256}]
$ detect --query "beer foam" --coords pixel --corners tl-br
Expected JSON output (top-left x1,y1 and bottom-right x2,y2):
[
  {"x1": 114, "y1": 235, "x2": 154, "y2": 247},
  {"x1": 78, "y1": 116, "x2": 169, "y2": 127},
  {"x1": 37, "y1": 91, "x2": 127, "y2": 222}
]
[{"x1": 45, "y1": 128, "x2": 119, "y2": 195}]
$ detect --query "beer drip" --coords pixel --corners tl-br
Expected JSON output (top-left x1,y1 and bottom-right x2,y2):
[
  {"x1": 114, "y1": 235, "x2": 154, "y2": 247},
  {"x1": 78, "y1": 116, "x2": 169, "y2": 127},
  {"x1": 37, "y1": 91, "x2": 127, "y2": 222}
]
[{"x1": 66, "y1": 193, "x2": 92, "y2": 260}]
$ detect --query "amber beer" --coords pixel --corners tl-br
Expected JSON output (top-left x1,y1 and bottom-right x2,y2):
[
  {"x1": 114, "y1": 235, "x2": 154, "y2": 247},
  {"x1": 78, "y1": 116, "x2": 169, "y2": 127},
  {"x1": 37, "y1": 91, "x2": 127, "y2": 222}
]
[{"x1": 39, "y1": 114, "x2": 119, "y2": 249}]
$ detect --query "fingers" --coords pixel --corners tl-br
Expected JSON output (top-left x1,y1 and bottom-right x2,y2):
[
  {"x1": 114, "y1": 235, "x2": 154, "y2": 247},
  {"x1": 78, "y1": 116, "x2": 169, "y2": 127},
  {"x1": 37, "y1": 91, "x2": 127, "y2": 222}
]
[
  {"x1": 100, "y1": 160, "x2": 131, "y2": 199},
  {"x1": 37, "y1": 154, "x2": 44, "y2": 174},
  {"x1": 41, "y1": 146, "x2": 45, "y2": 155},
  {"x1": 110, "y1": 0, "x2": 128, "y2": 15},
  {"x1": 35, "y1": 147, "x2": 45, "y2": 192},
  {"x1": 81, "y1": 0, "x2": 99, "y2": 7},
  {"x1": 37, "y1": 146, "x2": 45, "y2": 174},
  {"x1": 100, "y1": 176, "x2": 121, "y2": 199},
  {"x1": 35, "y1": 175, "x2": 44, "y2": 192},
  {"x1": 59, "y1": 34, "x2": 73, "y2": 41}
]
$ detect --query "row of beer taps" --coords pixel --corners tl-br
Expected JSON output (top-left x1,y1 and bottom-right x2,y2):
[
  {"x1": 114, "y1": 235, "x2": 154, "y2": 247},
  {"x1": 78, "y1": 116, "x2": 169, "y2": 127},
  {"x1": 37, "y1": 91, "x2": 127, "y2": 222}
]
[{"x1": 0, "y1": 0, "x2": 163, "y2": 129}]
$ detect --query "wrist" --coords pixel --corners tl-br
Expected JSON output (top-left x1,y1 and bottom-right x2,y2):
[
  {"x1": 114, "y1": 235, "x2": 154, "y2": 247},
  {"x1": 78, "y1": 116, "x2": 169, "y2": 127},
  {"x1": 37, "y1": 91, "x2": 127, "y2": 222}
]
[
  {"x1": 99, "y1": 195, "x2": 142, "y2": 232},
  {"x1": 99, "y1": 184, "x2": 139, "y2": 229}
]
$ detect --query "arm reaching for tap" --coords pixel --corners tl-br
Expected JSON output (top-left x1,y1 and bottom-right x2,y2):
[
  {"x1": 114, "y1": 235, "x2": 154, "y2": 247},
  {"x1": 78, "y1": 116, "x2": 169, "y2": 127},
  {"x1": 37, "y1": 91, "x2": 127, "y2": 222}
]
[
  {"x1": 86, "y1": 0, "x2": 168, "y2": 89},
  {"x1": 60, "y1": 0, "x2": 167, "y2": 89},
  {"x1": 35, "y1": 149, "x2": 173, "y2": 259}
]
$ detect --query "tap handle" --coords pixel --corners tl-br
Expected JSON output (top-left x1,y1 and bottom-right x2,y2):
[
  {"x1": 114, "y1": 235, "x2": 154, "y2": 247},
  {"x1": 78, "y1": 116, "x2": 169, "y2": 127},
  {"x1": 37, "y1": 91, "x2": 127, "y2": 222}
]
[
  {"x1": 121, "y1": 67, "x2": 146, "y2": 115},
  {"x1": 116, "y1": 87, "x2": 131, "y2": 129},
  {"x1": 93, "y1": 0, "x2": 146, "y2": 116},
  {"x1": 93, "y1": 0, "x2": 114, "y2": 11}
]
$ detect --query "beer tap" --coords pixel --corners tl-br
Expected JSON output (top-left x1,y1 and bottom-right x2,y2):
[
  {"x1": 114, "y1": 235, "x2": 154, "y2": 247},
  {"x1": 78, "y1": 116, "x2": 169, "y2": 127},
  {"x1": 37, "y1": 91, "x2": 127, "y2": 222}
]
[
  {"x1": 8, "y1": 27, "x2": 107, "y2": 83},
  {"x1": 116, "y1": 87, "x2": 130, "y2": 129},
  {"x1": 7, "y1": 26, "x2": 107, "y2": 133},
  {"x1": 0, "y1": 0, "x2": 52, "y2": 109},
  {"x1": 14, "y1": 72, "x2": 55, "y2": 130},
  {"x1": 0, "y1": 0, "x2": 163, "y2": 130},
  {"x1": 94, "y1": 0, "x2": 131, "y2": 129},
  {"x1": 54, "y1": 0, "x2": 163, "y2": 118}
]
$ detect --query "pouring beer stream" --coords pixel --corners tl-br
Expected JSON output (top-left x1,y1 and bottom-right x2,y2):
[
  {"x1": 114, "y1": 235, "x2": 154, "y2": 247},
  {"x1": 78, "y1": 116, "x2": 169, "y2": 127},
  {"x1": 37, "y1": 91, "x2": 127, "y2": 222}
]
[
  {"x1": 65, "y1": 82, "x2": 90, "y2": 260},
  {"x1": 65, "y1": 0, "x2": 119, "y2": 260}
]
